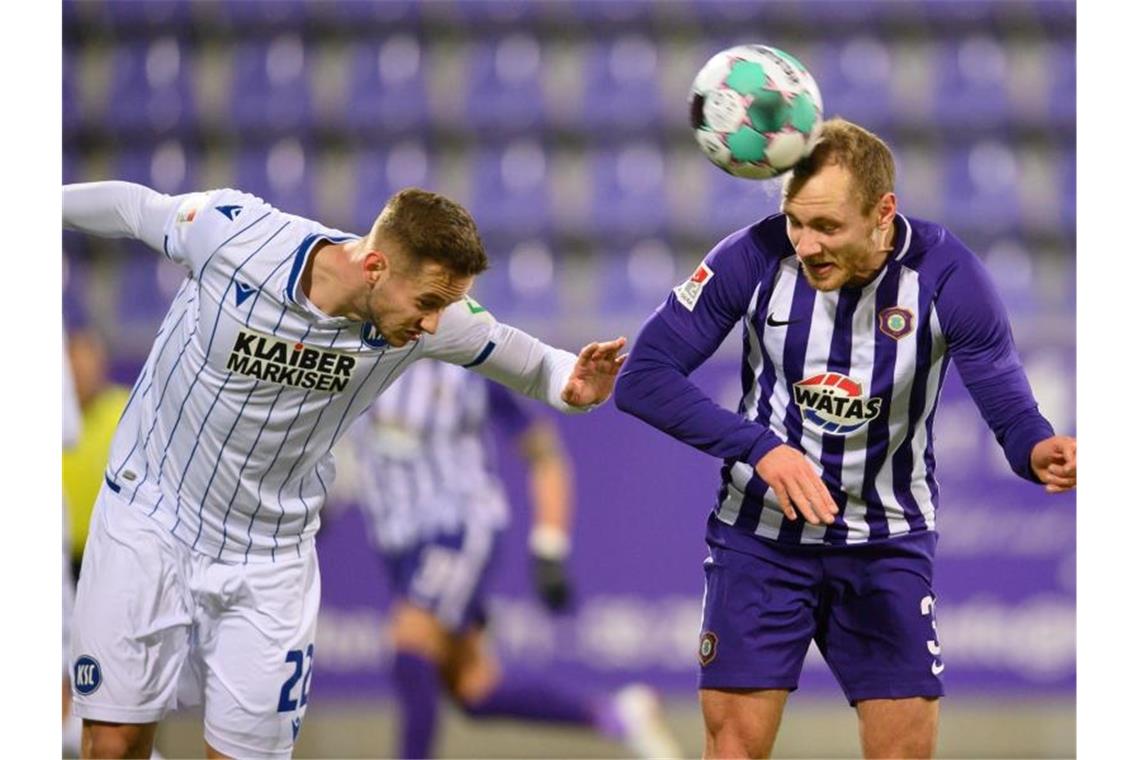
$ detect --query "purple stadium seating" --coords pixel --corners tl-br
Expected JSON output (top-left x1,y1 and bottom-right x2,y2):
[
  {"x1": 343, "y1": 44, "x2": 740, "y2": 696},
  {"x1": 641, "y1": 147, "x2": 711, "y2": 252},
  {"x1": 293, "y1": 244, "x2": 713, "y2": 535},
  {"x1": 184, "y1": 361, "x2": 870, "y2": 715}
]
[
  {"x1": 463, "y1": 36, "x2": 547, "y2": 135},
  {"x1": 931, "y1": 38, "x2": 1012, "y2": 131},
  {"x1": 577, "y1": 36, "x2": 663, "y2": 133},
  {"x1": 350, "y1": 142, "x2": 435, "y2": 232},
  {"x1": 344, "y1": 37, "x2": 432, "y2": 137},
  {"x1": 113, "y1": 142, "x2": 200, "y2": 196},
  {"x1": 467, "y1": 142, "x2": 553, "y2": 237},
  {"x1": 228, "y1": 37, "x2": 314, "y2": 135},
  {"x1": 588, "y1": 144, "x2": 669, "y2": 238},
  {"x1": 106, "y1": 38, "x2": 195, "y2": 135},
  {"x1": 234, "y1": 139, "x2": 318, "y2": 220},
  {"x1": 805, "y1": 40, "x2": 894, "y2": 131},
  {"x1": 469, "y1": 235, "x2": 561, "y2": 318}
]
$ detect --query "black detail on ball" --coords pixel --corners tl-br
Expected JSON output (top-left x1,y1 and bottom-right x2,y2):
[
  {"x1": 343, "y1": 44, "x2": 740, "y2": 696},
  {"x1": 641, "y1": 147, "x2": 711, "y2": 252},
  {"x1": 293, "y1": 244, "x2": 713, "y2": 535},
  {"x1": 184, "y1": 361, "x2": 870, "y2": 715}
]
[{"x1": 689, "y1": 93, "x2": 707, "y2": 130}]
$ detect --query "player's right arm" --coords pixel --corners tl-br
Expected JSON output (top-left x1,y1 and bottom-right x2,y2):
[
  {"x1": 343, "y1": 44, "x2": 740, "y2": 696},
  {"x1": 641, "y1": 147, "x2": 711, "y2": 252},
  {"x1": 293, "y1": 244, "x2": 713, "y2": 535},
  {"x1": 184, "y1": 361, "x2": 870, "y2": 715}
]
[
  {"x1": 614, "y1": 231, "x2": 837, "y2": 525},
  {"x1": 63, "y1": 181, "x2": 251, "y2": 276},
  {"x1": 63, "y1": 181, "x2": 178, "y2": 251}
]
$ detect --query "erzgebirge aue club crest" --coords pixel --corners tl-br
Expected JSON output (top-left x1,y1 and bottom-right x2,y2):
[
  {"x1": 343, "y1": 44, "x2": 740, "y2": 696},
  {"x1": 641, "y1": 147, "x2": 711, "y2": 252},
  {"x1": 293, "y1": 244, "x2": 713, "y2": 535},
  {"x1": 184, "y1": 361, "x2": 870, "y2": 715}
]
[{"x1": 878, "y1": 306, "x2": 915, "y2": 340}]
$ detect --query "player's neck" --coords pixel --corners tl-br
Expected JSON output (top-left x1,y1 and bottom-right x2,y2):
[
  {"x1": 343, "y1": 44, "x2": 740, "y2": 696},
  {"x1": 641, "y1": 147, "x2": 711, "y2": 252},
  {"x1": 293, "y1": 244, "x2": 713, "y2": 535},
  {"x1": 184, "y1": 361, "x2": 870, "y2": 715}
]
[
  {"x1": 304, "y1": 240, "x2": 359, "y2": 319},
  {"x1": 847, "y1": 223, "x2": 897, "y2": 289}
]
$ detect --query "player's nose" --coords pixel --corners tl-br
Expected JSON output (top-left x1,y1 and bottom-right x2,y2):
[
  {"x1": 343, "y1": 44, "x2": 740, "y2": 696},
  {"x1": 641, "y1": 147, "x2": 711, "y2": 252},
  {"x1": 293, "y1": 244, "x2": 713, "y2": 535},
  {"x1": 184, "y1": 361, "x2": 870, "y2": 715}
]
[
  {"x1": 794, "y1": 230, "x2": 823, "y2": 259},
  {"x1": 420, "y1": 311, "x2": 441, "y2": 334}
]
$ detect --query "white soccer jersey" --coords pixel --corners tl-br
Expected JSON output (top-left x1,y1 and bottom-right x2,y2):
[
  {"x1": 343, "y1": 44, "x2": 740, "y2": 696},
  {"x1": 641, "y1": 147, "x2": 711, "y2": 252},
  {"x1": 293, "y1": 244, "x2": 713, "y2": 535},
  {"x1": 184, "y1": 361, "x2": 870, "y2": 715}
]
[
  {"x1": 347, "y1": 361, "x2": 511, "y2": 552},
  {"x1": 63, "y1": 182, "x2": 582, "y2": 564}
]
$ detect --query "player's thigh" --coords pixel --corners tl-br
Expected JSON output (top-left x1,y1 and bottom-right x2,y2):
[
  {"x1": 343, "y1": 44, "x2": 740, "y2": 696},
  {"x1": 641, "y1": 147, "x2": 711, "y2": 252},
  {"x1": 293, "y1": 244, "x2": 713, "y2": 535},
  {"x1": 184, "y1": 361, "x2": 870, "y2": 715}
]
[
  {"x1": 390, "y1": 600, "x2": 451, "y2": 662},
  {"x1": 817, "y1": 534, "x2": 945, "y2": 705},
  {"x1": 700, "y1": 688, "x2": 789, "y2": 760},
  {"x1": 71, "y1": 486, "x2": 194, "y2": 725},
  {"x1": 698, "y1": 540, "x2": 820, "y2": 692},
  {"x1": 856, "y1": 696, "x2": 939, "y2": 759},
  {"x1": 389, "y1": 523, "x2": 500, "y2": 634},
  {"x1": 194, "y1": 547, "x2": 321, "y2": 760}
]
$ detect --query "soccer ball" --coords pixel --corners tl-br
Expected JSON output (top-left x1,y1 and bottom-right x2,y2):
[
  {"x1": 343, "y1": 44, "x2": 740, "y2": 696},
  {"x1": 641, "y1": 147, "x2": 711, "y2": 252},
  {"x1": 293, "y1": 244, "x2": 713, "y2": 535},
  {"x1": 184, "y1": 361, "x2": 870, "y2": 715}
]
[{"x1": 689, "y1": 44, "x2": 824, "y2": 180}]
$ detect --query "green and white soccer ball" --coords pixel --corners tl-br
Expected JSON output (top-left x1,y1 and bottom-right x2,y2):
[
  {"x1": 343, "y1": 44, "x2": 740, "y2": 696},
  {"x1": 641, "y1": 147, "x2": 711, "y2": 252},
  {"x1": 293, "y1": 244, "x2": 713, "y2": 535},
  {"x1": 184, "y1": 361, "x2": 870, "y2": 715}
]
[{"x1": 689, "y1": 44, "x2": 824, "y2": 180}]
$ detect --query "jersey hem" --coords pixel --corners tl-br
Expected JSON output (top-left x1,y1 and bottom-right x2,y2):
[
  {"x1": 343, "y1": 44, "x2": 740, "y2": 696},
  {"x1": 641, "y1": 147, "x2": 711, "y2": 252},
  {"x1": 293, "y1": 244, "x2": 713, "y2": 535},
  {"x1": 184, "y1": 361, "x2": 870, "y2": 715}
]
[
  {"x1": 204, "y1": 725, "x2": 294, "y2": 760},
  {"x1": 72, "y1": 701, "x2": 168, "y2": 724}
]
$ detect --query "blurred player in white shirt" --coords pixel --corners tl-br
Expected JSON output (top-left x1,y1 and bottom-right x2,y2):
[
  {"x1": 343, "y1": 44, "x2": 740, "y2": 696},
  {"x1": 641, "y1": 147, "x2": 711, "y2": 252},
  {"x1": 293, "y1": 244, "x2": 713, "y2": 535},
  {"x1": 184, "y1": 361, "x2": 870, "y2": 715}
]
[{"x1": 62, "y1": 181, "x2": 626, "y2": 759}]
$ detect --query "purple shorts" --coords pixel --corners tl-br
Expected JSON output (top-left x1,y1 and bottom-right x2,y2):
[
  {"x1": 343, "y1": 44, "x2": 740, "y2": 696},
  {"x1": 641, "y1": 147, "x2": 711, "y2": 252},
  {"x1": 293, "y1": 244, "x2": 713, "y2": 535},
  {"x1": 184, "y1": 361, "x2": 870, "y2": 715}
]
[
  {"x1": 698, "y1": 516, "x2": 945, "y2": 705},
  {"x1": 383, "y1": 522, "x2": 502, "y2": 633}
]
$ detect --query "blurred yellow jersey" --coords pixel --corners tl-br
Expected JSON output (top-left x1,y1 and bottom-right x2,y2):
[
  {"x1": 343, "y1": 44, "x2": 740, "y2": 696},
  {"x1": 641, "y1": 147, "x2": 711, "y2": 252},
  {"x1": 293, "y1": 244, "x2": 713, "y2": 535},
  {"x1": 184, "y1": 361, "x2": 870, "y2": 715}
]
[{"x1": 63, "y1": 386, "x2": 130, "y2": 560}]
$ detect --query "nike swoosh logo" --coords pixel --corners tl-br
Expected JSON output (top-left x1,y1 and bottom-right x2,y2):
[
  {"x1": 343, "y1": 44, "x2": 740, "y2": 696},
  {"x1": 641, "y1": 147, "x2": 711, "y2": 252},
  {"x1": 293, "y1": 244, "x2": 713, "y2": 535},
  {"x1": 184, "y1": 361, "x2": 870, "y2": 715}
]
[{"x1": 766, "y1": 313, "x2": 799, "y2": 327}]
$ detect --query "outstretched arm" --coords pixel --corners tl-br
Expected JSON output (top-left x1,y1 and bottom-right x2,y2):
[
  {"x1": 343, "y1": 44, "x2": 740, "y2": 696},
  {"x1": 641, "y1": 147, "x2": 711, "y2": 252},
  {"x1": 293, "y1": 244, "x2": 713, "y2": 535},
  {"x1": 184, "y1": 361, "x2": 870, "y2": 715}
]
[
  {"x1": 559, "y1": 337, "x2": 627, "y2": 408},
  {"x1": 63, "y1": 181, "x2": 177, "y2": 252},
  {"x1": 426, "y1": 300, "x2": 626, "y2": 414}
]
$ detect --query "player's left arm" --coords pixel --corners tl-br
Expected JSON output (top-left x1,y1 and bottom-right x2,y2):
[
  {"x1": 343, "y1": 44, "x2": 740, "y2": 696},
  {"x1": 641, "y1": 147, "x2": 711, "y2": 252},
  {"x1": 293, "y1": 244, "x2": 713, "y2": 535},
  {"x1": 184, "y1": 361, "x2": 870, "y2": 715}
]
[
  {"x1": 936, "y1": 247, "x2": 1076, "y2": 491},
  {"x1": 423, "y1": 297, "x2": 625, "y2": 413}
]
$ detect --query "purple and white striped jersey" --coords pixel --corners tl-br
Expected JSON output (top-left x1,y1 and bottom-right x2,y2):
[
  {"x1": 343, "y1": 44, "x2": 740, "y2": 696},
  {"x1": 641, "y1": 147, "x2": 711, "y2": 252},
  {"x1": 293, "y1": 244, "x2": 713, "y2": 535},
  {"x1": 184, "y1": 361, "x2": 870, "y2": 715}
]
[
  {"x1": 63, "y1": 182, "x2": 584, "y2": 564},
  {"x1": 616, "y1": 213, "x2": 1053, "y2": 549},
  {"x1": 346, "y1": 361, "x2": 537, "y2": 553}
]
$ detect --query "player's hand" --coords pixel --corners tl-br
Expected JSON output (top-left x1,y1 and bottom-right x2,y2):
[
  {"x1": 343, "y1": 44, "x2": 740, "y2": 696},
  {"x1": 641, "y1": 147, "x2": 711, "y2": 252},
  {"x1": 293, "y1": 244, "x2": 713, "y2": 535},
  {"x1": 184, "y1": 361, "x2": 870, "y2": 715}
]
[
  {"x1": 561, "y1": 337, "x2": 628, "y2": 408},
  {"x1": 755, "y1": 445, "x2": 839, "y2": 525},
  {"x1": 532, "y1": 555, "x2": 574, "y2": 612},
  {"x1": 1030, "y1": 435, "x2": 1076, "y2": 493}
]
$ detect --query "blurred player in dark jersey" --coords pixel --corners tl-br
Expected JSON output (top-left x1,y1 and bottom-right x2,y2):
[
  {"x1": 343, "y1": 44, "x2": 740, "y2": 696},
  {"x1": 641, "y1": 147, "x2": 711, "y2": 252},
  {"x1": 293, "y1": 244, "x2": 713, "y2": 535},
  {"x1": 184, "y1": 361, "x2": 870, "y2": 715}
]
[
  {"x1": 615, "y1": 118, "x2": 1076, "y2": 758},
  {"x1": 340, "y1": 360, "x2": 680, "y2": 758}
]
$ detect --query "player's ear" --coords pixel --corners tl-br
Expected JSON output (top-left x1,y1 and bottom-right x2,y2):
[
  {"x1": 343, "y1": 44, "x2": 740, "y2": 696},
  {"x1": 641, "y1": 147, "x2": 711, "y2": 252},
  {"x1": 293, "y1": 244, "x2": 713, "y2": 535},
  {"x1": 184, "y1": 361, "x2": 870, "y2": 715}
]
[
  {"x1": 362, "y1": 250, "x2": 388, "y2": 284},
  {"x1": 876, "y1": 192, "x2": 897, "y2": 230}
]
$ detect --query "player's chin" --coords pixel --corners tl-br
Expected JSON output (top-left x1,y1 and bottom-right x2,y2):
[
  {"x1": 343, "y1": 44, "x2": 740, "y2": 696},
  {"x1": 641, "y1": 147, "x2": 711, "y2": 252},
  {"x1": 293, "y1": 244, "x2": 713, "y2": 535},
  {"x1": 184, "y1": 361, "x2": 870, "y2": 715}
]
[{"x1": 804, "y1": 270, "x2": 842, "y2": 292}]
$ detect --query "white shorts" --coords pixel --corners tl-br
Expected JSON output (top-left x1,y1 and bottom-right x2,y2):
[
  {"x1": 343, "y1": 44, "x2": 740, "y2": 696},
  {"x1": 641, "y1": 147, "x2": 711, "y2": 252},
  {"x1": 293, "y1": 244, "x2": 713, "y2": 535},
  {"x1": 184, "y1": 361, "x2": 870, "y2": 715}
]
[{"x1": 70, "y1": 483, "x2": 321, "y2": 760}]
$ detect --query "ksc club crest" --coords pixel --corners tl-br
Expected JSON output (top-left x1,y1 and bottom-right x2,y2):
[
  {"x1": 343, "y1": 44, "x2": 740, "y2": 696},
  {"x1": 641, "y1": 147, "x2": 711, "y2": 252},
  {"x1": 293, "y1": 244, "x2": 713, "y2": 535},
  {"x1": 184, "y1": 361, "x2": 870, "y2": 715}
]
[
  {"x1": 878, "y1": 306, "x2": 915, "y2": 340},
  {"x1": 793, "y1": 372, "x2": 882, "y2": 435},
  {"x1": 698, "y1": 631, "x2": 718, "y2": 666},
  {"x1": 73, "y1": 655, "x2": 103, "y2": 695}
]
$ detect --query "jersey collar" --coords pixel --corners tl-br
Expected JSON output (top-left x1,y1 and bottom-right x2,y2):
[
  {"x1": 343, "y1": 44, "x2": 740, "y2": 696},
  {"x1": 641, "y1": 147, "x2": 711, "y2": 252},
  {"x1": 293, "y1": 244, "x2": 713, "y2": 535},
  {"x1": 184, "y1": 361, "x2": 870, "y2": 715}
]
[{"x1": 284, "y1": 231, "x2": 359, "y2": 317}]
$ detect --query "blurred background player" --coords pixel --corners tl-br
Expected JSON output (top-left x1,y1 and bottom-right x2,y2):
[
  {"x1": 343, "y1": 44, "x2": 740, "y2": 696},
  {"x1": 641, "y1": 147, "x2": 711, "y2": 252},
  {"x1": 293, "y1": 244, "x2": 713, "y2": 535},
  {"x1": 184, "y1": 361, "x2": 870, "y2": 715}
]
[
  {"x1": 62, "y1": 326, "x2": 130, "y2": 581},
  {"x1": 336, "y1": 360, "x2": 680, "y2": 759},
  {"x1": 62, "y1": 342, "x2": 83, "y2": 757}
]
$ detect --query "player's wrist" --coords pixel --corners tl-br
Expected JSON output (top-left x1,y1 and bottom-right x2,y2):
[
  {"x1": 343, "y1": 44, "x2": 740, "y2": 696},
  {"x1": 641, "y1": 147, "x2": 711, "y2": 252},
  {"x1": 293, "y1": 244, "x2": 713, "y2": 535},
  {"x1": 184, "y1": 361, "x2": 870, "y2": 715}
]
[{"x1": 529, "y1": 525, "x2": 571, "y2": 560}]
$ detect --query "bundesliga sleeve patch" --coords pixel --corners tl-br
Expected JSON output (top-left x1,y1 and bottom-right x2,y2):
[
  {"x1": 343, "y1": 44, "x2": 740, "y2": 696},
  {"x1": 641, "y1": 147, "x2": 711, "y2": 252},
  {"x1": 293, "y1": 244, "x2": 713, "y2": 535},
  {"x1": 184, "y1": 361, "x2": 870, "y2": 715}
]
[
  {"x1": 174, "y1": 192, "x2": 209, "y2": 224},
  {"x1": 674, "y1": 261, "x2": 714, "y2": 312}
]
